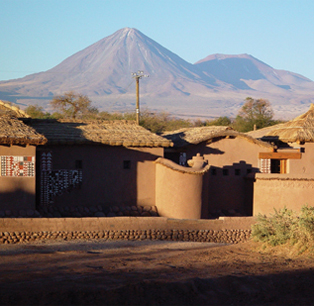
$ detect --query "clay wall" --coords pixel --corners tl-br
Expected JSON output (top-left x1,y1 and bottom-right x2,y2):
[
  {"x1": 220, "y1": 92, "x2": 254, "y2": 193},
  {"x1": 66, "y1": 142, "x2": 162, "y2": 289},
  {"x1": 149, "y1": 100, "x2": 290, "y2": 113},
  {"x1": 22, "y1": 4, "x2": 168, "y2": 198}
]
[
  {"x1": 0, "y1": 145, "x2": 36, "y2": 215},
  {"x1": 253, "y1": 173, "x2": 314, "y2": 216},
  {"x1": 155, "y1": 158, "x2": 209, "y2": 219},
  {"x1": 37, "y1": 145, "x2": 163, "y2": 209},
  {"x1": 288, "y1": 143, "x2": 314, "y2": 174},
  {"x1": 185, "y1": 137, "x2": 270, "y2": 215}
]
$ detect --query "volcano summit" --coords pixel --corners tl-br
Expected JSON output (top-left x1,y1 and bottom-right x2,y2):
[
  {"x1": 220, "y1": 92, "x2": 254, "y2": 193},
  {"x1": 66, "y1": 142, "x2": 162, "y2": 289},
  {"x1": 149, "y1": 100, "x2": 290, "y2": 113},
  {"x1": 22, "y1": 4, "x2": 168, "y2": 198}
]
[{"x1": 1, "y1": 28, "x2": 313, "y2": 119}]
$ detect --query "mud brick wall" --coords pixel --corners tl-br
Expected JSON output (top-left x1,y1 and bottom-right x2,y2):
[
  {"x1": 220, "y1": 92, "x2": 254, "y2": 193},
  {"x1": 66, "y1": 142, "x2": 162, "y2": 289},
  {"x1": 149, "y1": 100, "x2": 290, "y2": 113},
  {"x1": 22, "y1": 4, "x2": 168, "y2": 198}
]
[{"x1": 0, "y1": 216, "x2": 255, "y2": 245}]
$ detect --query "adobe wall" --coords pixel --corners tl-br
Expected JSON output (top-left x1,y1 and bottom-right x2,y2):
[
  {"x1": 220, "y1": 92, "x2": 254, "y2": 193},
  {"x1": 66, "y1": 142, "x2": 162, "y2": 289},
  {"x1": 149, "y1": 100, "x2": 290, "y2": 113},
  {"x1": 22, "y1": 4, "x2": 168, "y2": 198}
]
[
  {"x1": 289, "y1": 143, "x2": 314, "y2": 174},
  {"x1": 253, "y1": 174, "x2": 314, "y2": 216},
  {"x1": 37, "y1": 145, "x2": 163, "y2": 209},
  {"x1": 186, "y1": 137, "x2": 271, "y2": 215},
  {"x1": 187, "y1": 137, "x2": 267, "y2": 168},
  {"x1": 0, "y1": 216, "x2": 255, "y2": 244},
  {"x1": 155, "y1": 158, "x2": 209, "y2": 219},
  {"x1": 0, "y1": 145, "x2": 36, "y2": 215}
]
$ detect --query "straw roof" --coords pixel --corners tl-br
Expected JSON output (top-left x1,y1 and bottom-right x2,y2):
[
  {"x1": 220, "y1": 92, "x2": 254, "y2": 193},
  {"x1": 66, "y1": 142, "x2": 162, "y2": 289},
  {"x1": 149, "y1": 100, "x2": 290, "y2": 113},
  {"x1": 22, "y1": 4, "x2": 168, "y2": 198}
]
[
  {"x1": 0, "y1": 115, "x2": 47, "y2": 146},
  {"x1": 0, "y1": 100, "x2": 29, "y2": 118},
  {"x1": 22, "y1": 119, "x2": 173, "y2": 147},
  {"x1": 264, "y1": 104, "x2": 314, "y2": 143},
  {"x1": 163, "y1": 126, "x2": 273, "y2": 148},
  {"x1": 246, "y1": 124, "x2": 285, "y2": 139}
]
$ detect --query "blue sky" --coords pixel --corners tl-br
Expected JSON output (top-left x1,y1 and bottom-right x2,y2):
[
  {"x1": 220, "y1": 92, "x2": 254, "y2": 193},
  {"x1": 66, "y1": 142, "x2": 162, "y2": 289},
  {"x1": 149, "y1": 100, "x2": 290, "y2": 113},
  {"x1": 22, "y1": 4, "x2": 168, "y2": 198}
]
[{"x1": 1, "y1": 0, "x2": 313, "y2": 81}]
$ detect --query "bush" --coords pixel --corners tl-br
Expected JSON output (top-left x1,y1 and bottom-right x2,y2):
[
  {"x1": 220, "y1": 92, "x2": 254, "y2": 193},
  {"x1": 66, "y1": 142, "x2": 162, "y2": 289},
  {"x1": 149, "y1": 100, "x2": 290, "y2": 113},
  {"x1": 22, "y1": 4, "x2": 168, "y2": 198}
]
[{"x1": 252, "y1": 205, "x2": 314, "y2": 252}]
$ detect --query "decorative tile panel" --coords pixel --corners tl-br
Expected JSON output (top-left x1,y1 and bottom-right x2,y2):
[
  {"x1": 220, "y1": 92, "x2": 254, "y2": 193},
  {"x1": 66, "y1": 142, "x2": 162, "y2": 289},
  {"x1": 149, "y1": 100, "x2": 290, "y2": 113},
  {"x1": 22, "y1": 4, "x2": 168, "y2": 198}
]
[{"x1": 0, "y1": 156, "x2": 35, "y2": 177}]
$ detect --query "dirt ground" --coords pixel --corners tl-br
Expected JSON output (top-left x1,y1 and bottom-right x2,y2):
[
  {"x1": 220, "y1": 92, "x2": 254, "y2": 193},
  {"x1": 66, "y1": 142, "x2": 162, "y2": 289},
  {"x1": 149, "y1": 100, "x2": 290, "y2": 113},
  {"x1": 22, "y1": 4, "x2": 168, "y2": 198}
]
[{"x1": 1, "y1": 239, "x2": 314, "y2": 305}]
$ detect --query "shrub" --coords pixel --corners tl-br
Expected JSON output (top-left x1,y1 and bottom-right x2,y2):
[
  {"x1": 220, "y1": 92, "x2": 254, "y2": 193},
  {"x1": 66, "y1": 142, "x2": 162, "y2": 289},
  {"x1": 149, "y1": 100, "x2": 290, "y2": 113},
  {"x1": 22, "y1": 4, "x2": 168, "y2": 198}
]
[{"x1": 251, "y1": 205, "x2": 314, "y2": 252}]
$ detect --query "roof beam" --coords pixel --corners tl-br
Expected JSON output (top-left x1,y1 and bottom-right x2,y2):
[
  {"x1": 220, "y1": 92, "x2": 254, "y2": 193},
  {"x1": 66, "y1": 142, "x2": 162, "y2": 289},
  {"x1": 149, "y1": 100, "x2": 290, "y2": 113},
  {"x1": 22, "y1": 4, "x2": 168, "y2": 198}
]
[{"x1": 259, "y1": 152, "x2": 301, "y2": 159}]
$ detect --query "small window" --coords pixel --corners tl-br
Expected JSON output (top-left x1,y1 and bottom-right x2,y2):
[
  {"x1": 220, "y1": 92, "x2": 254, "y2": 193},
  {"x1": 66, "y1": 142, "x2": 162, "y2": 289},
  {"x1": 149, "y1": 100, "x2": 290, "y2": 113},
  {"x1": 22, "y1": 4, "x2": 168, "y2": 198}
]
[
  {"x1": 211, "y1": 168, "x2": 217, "y2": 176},
  {"x1": 271, "y1": 159, "x2": 280, "y2": 173},
  {"x1": 247, "y1": 169, "x2": 252, "y2": 174},
  {"x1": 271, "y1": 159, "x2": 287, "y2": 174},
  {"x1": 123, "y1": 160, "x2": 131, "y2": 169},
  {"x1": 223, "y1": 169, "x2": 229, "y2": 176},
  {"x1": 75, "y1": 160, "x2": 83, "y2": 169},
  {"x1": 235, "y1": 169, "x2": 241, "y2": 176}
]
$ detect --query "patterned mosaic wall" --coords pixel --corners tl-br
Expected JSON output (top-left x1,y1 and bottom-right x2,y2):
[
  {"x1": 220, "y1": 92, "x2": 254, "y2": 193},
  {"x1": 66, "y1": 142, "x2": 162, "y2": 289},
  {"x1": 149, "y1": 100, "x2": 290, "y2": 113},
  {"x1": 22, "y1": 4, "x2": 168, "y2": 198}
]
[
  {"x1": 0, "y1": 156, "x2": 35, "y2": 177},
  {"x1": 40, "y1": 152, "x2": 83, "y2": 206}
]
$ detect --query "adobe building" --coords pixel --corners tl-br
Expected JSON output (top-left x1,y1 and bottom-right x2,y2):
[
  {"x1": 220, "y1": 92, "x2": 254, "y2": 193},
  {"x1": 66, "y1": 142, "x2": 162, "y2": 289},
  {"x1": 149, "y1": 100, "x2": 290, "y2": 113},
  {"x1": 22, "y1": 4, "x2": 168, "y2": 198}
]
[
  {"x1": 163, "y1": 126, "x2": 274, "y2": 217},
  {"x1": 22, "y1": 118, "x2": 172, "y2": 215},
  {"x1": 0, "y1": 102, "x2": 47, "y2": 217},
  {"x1": 249, "y1": 104, "x2": 314, "y2": 216}
]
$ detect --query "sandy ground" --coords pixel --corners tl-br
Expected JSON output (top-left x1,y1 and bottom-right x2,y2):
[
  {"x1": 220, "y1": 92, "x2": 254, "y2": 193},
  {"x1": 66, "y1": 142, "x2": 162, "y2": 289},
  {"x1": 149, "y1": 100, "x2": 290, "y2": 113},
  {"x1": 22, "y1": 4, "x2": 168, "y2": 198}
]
[{"x1": 1, "y1": 239, "x2": 314, "y2": 305}]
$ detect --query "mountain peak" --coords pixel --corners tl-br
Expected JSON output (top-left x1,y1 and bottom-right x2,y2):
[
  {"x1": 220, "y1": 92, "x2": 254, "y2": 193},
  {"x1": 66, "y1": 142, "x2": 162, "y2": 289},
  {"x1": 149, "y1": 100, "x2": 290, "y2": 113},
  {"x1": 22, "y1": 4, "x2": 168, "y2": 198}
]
[
  {"x1": 0, "y1": 29, "x2": 313, "y2": 120},
  {"x1": 195, "y1": 53, "x2": 259, "y2": 64}
]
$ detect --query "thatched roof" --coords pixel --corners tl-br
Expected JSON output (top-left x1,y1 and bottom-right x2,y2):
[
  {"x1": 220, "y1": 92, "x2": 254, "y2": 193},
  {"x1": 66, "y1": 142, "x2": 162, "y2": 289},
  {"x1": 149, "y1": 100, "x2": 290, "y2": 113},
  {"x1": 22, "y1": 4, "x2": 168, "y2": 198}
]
[
  {"x1": 0, "y1": 116, "x2": 47, "y2": 146},
  {"x1": 0, "y1": 100, "x2": 29, "y2": 118},
  {"x1": 263, "y1": 104, "x2": 314, "y2": 143},
  {"x1": 22, "y1": 119, "x2": 173, "y2": 147},
  {"x1": 246, "y1": 124, "x2": 285, "y2": 140},
  {"x1": 163, "y1": 126, "x2": 273, "y2": 148}
]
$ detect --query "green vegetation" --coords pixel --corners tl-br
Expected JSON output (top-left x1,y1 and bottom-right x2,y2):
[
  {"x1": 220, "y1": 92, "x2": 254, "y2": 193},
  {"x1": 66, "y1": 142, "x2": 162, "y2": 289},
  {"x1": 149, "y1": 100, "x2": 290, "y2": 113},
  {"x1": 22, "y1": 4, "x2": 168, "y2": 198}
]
[
  {"x1": 204, "y1": 116, "x2": 232, "y2": 127},
  {"x1": 232, "y1": 97, "x2": 281, "y2": 132},
  {"x1": 24, "y1": 93, "x2": 285, "y2": 134},
  {"x1": 252, "y1": 205, "x2": 314, "y2": 253},
  {"x1": 24, "y1": 104, "x2": 51, "y2": 119}
]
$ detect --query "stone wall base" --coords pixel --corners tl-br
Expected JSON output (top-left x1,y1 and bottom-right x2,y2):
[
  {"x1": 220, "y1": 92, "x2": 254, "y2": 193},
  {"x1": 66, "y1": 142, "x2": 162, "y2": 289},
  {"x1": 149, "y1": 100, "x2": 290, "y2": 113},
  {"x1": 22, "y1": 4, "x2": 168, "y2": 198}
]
[{"x1": 0, "y1": 229, "x2": 251, "y2": 244}]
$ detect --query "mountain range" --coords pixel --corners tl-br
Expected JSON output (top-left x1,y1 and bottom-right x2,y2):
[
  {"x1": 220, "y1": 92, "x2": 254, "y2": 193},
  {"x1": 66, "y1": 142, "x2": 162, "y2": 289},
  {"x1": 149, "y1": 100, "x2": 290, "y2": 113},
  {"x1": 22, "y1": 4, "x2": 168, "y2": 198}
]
[{"x1": 1, "y1": 27, "x2": 314, "y2": 120}]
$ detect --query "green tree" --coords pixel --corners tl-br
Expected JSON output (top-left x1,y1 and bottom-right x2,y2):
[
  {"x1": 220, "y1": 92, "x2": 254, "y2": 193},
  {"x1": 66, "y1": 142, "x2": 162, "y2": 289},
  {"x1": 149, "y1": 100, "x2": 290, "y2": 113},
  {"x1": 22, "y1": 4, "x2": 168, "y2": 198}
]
[
  {"x1": 25, "y1": 104, "x2": 51, "y2": 119},
  {"x1": 50, "y1": 91, "x2": 98, "y2": 119},
  {"x1": 140, "y1": 110, "x2": 191, "y2": 134},
  {"x1": 205, "y1": 116, "x2": 231, "y2": 126},
  {"x1": 233, "y1": 97, "x2": 274, "y2": 132}
]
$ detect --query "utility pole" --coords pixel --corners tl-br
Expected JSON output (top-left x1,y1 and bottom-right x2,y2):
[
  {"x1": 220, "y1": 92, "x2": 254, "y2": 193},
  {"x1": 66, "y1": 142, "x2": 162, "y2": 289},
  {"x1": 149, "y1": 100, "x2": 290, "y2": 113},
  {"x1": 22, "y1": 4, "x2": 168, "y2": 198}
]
[{"x1": 131, "y1": 70, "x2": 149, "y2": 125}]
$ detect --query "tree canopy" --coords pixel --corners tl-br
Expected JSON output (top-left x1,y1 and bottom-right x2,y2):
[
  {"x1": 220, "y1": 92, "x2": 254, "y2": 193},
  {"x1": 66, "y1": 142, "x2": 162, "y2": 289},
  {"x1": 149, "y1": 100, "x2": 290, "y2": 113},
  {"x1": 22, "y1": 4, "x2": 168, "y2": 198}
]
[
  {"x1": 50, "y1": 91, "x2": 98, "y2": 119},
  {"x1": 25, "y1": 104, "x2": 51, "y2": 119},
  {"x1": 233, "y1": 97, "x2": 275, "y2": 132},
  {"x1": 205, "y1": 116, "x2": 231, "y2": 127}
]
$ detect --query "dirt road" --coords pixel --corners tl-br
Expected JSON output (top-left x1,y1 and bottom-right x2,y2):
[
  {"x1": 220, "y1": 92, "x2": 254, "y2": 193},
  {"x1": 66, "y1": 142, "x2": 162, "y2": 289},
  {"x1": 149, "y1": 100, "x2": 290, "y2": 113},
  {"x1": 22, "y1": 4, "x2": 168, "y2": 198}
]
[{"x1": 1, "y1": 239, "x2": 314, "y2": 305}]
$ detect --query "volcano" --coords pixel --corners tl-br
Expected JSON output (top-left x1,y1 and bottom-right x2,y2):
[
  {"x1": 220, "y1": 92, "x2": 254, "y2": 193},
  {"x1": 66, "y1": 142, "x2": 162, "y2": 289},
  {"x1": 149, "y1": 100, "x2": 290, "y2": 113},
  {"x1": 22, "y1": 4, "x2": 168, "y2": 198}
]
[{"x1": 1, "y1": 28, "x2": 314, "y2": 119}]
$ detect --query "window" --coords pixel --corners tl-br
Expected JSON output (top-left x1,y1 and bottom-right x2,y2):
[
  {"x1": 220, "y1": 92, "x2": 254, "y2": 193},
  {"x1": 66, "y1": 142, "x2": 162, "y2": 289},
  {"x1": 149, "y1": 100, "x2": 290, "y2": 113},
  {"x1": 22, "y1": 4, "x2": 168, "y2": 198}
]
[
  {"x1": 259, "y1": 151, "x2": 300, "y2": 174},
  {"x1": 223, "y1": 169, "x2": 229, "y2": 176},
  {"x1": 123, "y1": 160, "x2": 131, "y2": 169},
  {"x1": 211, "y1": 168, "x2": 217, "y2": 175},
  {"x1": 75, "y1": 160, "x2": 83, "y2": 169},
  {"x1": 235, "y1": 169, "x2": 241, "y2": 176},
  {"x1": 271, "y1": 159, "x2": 287, "y2": 174}
]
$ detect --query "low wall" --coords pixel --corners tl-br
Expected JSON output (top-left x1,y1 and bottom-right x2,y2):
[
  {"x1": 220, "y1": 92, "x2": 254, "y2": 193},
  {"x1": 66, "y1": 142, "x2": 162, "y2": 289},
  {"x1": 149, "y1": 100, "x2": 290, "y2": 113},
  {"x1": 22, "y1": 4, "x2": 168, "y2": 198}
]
[
  {"x1": 0, "y1": 216, "x2": 255, "y2": 245},
  {"x1": 253, "y1": 174, "x2": 314, "y2": 216}
]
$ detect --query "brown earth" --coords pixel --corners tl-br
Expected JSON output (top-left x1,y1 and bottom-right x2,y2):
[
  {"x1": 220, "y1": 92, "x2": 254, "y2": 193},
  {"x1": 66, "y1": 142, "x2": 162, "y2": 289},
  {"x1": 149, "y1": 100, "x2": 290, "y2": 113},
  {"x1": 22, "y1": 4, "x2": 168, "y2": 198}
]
[{"x1": 1, "y1": 239, "x2": 314, "y2": 305}]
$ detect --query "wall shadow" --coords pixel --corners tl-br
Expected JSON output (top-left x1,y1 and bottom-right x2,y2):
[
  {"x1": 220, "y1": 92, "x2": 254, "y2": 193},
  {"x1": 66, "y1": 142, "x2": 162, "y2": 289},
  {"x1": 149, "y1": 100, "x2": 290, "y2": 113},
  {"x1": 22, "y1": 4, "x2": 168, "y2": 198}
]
[
  {"x1": 36, "y1": 145, "x2": 161, "y2": 215},
  {"x1": 204, "y1": 161, "x2": 259, "y2": 217},
  {"x1": 0, "y1": 188, "x2": 35, "y2": 217}
]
